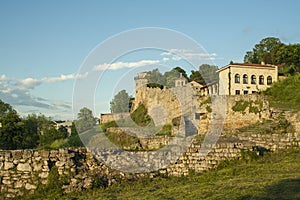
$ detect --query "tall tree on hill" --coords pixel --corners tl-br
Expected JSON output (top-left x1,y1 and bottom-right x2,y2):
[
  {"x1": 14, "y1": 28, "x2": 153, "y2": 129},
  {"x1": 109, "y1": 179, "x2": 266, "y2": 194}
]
[{"x1": 244, "y1": 37, "x2": 282, "y2": 64}]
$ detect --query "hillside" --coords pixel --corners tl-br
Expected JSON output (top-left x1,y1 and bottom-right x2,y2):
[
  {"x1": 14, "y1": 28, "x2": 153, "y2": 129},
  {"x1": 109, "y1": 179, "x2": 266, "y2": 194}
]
[{"x1": 264, "y1": 74, "x2": 300, "y2": 111}]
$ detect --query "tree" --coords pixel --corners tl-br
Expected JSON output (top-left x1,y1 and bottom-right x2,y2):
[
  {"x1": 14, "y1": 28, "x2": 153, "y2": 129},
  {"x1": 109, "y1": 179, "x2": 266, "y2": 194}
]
[
  {"x1": 22, "y1": 114, "x2": 39, "y2": 149},
  {"x1": 145, "y1": 68, "x2": 166, "y2": 85},
  {"x1": 110, "y1": 90, "x2": 131, "y2": 113},
  {"x1": 189, "y1": 70, "x2": 205, "y2": 85},
  {"x1": 0, "y1": 99, "x2": 13, "y2": 119},
  {"x1": 199, "y1": 64, "x2": 218, "y2": 84},
  {"x1": 0, "y1": 110, "x2": 24, "y2": 150},
  {"x1": 75, "y1": 107, "x2": 95, "y2": 133},
  {"x1": 57, "y1": 125, "x2": 68, "y2": 139},
  {"x1": 244, "y1": 37, "x2": 282, "y2": 64}
]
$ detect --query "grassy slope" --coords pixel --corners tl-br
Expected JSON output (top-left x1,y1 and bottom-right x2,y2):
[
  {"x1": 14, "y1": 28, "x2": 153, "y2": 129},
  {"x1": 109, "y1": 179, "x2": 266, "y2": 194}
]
[
  {"x1": 264, "y1": 75, "x2": 300, "y2": 111},
  {"x1": 58, "y1": 148, "x2": 300, "y2": 200}
]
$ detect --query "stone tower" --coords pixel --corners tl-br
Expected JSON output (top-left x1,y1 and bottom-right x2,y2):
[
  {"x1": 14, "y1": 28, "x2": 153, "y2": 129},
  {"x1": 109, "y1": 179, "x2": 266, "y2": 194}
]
[{"x1": 134, "y1": 72, "x2": 148, "y2": 90}]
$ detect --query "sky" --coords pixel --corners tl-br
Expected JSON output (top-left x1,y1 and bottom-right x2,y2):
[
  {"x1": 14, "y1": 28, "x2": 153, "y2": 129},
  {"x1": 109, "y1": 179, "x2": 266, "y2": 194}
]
[{"x1": 0, "y1": 0, "x2": 300, "y2": 120}]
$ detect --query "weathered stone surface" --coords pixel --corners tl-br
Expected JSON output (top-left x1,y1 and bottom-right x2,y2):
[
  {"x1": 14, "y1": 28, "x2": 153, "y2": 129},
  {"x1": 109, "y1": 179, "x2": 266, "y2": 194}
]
[
  {"x1": 4, "y1": 161, "x2": 14, "y2": 170},
  {"x1": 17, "y1": 163, "x2": 32, "y2": 172},
  {"x1": 25, "y1": 183, "x2": 37, "y2": 190}
]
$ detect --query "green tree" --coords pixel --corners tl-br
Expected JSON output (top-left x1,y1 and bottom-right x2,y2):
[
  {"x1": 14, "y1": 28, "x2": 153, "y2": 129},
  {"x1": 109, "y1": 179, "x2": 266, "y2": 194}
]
[
  {"x1": 244, "y1": 37, "x2": 282, "y2": 64},
  {"x1": 145, "y1": 68, "x2": 166, "y2": 85},
  {"x1": 0, "y1": 99, "x2": 13, "y2": 119},
  {"x1": 199, "y1": 64, "x2": 218, "y2": 84},
  {"x1": 110, "y1": 90, "x2": 131, "y2": 113},
  {"x1": 22, "y1": 114, "x2": 40, "y2": 149},
  {"x1": 75, "y1": 107, "x2": 95, "y2": 133},
  {"x1": 57, "y1": 125, "x2": 68, "y2": 139},
  {"x1": 189, "y1": 70, "x2": 205, "y2": 85},
  {"x1": 0, "y1": 110, "x2": 24, "y2": 150}
]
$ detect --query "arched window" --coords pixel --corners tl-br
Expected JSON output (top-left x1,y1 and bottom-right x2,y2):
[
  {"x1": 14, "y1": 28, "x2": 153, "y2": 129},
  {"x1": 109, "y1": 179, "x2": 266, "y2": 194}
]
[
  {"x1": 251, "y1": 75, "x2": 256, "y2": 84},
  {"x1": 235, "y1": 74, "x2": 240, "y2": 83},
  {"x1": 267, "y1": 76, "x2": 272, "y2": 85},
  {"x1": 243, "y1": 74, "x2": 248, "y2": 84},
  {"x1": 259, "y1": 75, "x2": 264, "y2": 85}
]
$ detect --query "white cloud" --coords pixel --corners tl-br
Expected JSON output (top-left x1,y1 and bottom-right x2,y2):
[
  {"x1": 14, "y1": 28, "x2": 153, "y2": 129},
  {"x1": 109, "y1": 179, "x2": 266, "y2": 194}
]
[
  {"x1": 43, "y1": 72, "x2": 89, "y2": 83},
  {"x1": 93, "y1": 59, "x2": 160, "y2": 71},
  {"x1": 0, "y1": 72, "x2": 87, "y2": 118},
  {"x1": 160, "y1": 49, "x2": 218, "y2": 61},
  {"x1": 162, "y1": 57, "x2": 170, "y2": 62},
  {"x1": 19, "y1": 77, "x2": 42, "y2": 90},
  {"x1": 0, "y1": 74, "x2": 6, "y2": 81}
]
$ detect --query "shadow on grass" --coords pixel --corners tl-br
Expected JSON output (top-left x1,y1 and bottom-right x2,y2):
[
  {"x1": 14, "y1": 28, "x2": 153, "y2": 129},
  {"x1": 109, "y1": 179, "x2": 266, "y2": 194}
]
[{"x1": 240, "y1": 178, "x2": 300, "y2": 200}]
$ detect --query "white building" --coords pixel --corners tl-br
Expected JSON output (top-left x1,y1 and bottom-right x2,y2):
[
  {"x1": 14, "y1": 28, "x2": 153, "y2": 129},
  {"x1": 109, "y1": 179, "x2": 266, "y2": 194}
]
[{"x1": 217, "y1": 63, "x2": 278, "y2": 95}]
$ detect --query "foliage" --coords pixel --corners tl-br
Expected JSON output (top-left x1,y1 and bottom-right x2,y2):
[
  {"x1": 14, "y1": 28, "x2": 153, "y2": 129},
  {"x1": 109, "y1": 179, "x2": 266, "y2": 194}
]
[
  {"x1": 156, "y1": 124, "x2": 172, "y2": 136},
  {"x1": 264, "y1": 75, "x2": 300, "y2": 110},
  {"x1": 75, "y1": 107, "x2": 96, "y2": 133},
  {"x1": 130, "y1": 104, "x2": 151, "y2": 127},
  {"x1": 110, "y1": 90, "x2": 131, "y2": 113},
  {"x1": 232, "y1": 100, "x2": 262, "y2": 114},
  {"x1": 244, "y1": 37, "x2": 300, "y2": 75},
  {"x1": 199, "y1": 64, "x2": 218, "y2": 84},
  {"x1": 189, "y1": 70, "x2": 205, "y2": 85},
  {"x1": 206, "y1": 105, "x2": 212, "y2": 113},
  {"x1": 20, "y1": 166, "x2": 69, "y2": 199},
  {"x1": 100, "y1": 120, "x2": 118, "y2": 132},
  {"x1": 0, "y1": 110, "x2": 24, "y2": 150},
  {"x1": 199, "y1": 96, "x2": 212, "y2": 107},
  {"x1": 145, "y1": 68, "x2": 166, "y2": 86},
  {"x1": 146, "y1": 83, "x2": 164, "y2": 89},
  {"x1": 105, "y1": 130, "x2": 140, "y2": 150},
  {"x1": 244, "y1": 37, "x2": 282, "y2": 64}
]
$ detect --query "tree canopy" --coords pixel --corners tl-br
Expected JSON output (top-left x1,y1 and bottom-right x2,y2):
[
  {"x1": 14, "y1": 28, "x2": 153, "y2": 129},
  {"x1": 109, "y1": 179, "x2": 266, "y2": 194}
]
[
  {"x1": 110, "y1": 90, "x2": 131, "y2": 113},
  {"x1": 244, "y1": 37, "x2": 300, "y2": 75},
  {"x1": 75, "y1": 107, "x2": 96, "y2": 133}
]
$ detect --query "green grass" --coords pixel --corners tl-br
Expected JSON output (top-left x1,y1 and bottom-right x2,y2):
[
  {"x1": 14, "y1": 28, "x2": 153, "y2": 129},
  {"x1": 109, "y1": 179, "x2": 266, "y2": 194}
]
[
  {"x1": 264, "y1": 75, "x2": 300, "y2": 111},
  {"x1": 18, "y1": 148, "x2": 300, "y2": 200},
  {"x1": 130, "y1": 104, "x2": 152, "y2": 126}
]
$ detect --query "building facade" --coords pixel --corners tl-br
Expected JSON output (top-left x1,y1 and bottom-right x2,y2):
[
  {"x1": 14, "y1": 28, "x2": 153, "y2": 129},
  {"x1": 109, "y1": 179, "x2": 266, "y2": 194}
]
[{"x1": 217, "y1": 63, "x2": 278, "y2": 95}]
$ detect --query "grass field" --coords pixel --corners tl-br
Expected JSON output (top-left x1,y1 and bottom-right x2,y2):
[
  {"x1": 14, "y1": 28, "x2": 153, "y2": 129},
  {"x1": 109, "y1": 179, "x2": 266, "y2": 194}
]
[{"x1": 20, "y1": 147, "x2": 300, "y2": 200}]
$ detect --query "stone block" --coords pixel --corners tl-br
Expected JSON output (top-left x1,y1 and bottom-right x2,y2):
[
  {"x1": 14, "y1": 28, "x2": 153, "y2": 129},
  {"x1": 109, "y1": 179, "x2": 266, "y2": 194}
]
[
  {"x1": 25, "y1": 183, "x2": 37, "y2": 190},
  {"x1": 4, "y1": 161, "x2": 14, "y2": 170},
  {"x1": 17, "y1": 163, "x2": 32, "y2": 172}
]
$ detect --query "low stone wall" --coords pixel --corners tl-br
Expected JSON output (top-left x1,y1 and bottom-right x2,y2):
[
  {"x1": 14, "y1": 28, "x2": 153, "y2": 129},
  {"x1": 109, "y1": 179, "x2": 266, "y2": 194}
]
[
  {"x1": 1, "y1": 130, "x2": 299, "y2": 199},
  {"x1": 100, "y1": 113, "x2": 130, "y2": 124}
]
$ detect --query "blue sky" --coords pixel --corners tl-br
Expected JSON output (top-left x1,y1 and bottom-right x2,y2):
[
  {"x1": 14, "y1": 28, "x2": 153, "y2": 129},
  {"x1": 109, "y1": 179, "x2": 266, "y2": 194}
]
[{"x1": 0, "y1": 0, "x2": 300, "y2": 120}]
